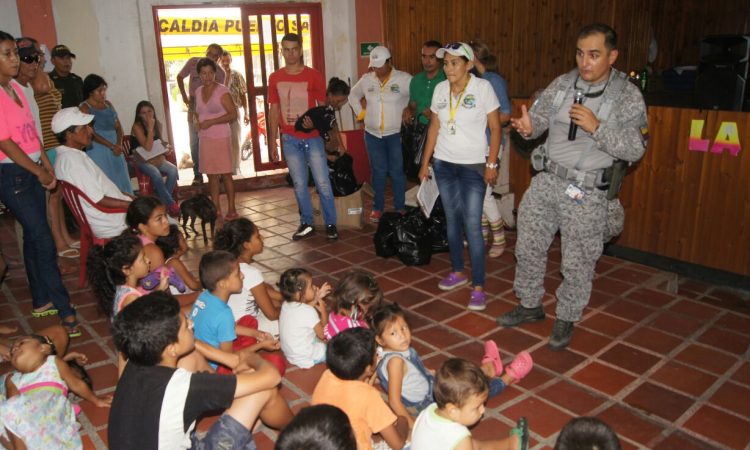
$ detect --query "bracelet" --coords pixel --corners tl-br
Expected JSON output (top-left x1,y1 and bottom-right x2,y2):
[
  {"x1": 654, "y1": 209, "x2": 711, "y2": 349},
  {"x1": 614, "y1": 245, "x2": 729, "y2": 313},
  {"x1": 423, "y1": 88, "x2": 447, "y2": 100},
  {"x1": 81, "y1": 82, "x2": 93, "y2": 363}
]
[{"x1": 486, "y1": 163, "x2": 498, "y2": 169}]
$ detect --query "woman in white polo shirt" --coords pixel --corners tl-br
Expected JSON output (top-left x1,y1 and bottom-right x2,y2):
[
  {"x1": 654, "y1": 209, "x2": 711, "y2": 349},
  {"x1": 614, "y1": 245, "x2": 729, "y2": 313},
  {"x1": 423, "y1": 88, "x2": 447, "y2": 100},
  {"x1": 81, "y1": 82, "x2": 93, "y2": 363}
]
[
  {"x1": 349, "y1": 46, "x2": 411, "y2": 222},
  {"x1": 418, "y1": 42, "x2": 501, "y2": 311}
]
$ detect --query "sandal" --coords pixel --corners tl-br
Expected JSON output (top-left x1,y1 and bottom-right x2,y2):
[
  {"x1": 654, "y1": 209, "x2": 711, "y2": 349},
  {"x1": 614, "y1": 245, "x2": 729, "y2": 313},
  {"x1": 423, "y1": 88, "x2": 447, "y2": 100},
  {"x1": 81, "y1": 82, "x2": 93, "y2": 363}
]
[
  {"x1": 509, "y1": 417, "x2": 529, "y2": 450},
  {"x1": 225, "y1": 212, "x2": 239, "y2": 221},
  {"x1": 58, "y1": 248, "x2": 80, "y2": 258},
  {"x1": 67, "y1": 240, "x2": 81, "y2": 249},
  {"x1": 32, "y1": 304, "x2": 58, "y2": 317},
  {"x1": 61, "y1": 318, "x2": 82, "y2": 338},
  {"x1": 7, "y1": 258, "x2": 23, "y2": 269},
  {"x1": 506, "y1": 351, "x2": 534, "y2": 383},
  {"x1": 482, "y1": 340, "x2": 503, "y2": 376}
]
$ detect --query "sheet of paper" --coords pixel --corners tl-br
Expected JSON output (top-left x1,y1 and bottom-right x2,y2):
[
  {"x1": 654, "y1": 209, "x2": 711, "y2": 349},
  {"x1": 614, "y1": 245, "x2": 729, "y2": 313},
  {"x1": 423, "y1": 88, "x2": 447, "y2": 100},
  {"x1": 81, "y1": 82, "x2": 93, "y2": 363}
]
[
  {"x1": 417, "y1": 166, "x2": 439, "y2": 218},
  {"x1": 135, "y1": 139, "x2": 169, "y2": 161}
]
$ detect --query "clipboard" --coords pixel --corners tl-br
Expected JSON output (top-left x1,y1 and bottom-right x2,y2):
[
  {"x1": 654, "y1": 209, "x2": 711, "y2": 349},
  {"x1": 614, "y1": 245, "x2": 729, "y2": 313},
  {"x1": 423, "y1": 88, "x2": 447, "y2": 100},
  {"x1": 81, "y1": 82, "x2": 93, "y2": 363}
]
[
  {"x1": 134, "y1": 139, "x2": 169, "y2": 161},
  {"x1": 416, "y1": 166, "x2": 439, "y2": 218}
]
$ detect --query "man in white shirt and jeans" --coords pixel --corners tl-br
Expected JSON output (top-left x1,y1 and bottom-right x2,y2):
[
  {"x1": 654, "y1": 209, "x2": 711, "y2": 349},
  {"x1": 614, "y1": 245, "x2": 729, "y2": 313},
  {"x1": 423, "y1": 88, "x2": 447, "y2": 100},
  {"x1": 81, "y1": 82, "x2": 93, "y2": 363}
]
[{"x1": 52, "y1": 107, "x2": 133, "y2": 238}]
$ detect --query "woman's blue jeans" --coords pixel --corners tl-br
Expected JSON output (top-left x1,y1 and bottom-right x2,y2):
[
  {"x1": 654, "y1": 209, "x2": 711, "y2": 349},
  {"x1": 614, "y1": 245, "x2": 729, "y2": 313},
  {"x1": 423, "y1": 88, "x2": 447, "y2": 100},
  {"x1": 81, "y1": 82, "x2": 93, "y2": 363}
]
[
  {"x1": 282, "y1": 134, "x2": 337, "y2": 226},
  {"x1": 364, "y1": 132, "x2": 406, "y2": 212},
  {"x1": 0, "y1": 163, "x2": 75, "y2": 319},
  {"x1": 433, "y1": 159, "x2": 487, "y2": 287},
  {"x1": 134, "y1": 159, "x2": 178, "y2": 206}
]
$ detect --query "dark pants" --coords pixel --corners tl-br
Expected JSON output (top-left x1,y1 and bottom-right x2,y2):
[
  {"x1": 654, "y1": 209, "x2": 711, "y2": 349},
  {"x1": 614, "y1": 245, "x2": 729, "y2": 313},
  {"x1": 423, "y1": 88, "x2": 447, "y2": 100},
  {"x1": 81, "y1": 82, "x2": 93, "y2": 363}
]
[{"x1": 0, "y1": 163, "x2": 75, "y2": 319}]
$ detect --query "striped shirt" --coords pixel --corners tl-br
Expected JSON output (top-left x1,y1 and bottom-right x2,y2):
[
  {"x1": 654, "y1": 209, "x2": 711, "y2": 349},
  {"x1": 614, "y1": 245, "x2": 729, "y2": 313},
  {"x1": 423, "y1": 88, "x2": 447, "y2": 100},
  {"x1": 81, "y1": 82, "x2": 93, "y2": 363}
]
[
  {"x1": 35, "y1": 86, "x2": 62, "y2": 150},
  {"x1": 226, "y1": 70, "x2": 248, "y2": 109}
]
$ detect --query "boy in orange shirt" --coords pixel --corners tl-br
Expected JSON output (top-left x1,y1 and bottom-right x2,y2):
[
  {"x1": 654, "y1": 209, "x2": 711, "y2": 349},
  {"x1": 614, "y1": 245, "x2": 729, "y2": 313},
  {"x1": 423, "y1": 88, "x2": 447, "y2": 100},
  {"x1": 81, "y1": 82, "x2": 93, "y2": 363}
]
[{"x1": 311, "y1": 328, "x2": 409, "y2": 450}]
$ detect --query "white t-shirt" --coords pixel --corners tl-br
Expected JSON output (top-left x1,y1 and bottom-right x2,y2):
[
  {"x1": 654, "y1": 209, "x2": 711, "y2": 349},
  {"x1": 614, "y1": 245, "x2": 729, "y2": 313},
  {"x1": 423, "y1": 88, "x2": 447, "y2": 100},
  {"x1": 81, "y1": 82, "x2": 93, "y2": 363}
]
[
  {"x1": 54, "y1": 145, "x2": 129, "y2": 238},
  {"x1": 349, "y1": 68, "x2": 412, "y2": 138},
  {"x1": 279, "y1": 301, "x2": 326, "y2": 369},
  {"x1": 431, "y1": 75, "x2": 500, "y2": 164},
  {"x1": 11, "y1": 80, "x2": 42, "y2": 145},
  {"x1": 226, "y1": 262, "x2": 279, "y2": 336},
  {"x1": 411, "y1": 403, "x2": 471, "y2": 450}
]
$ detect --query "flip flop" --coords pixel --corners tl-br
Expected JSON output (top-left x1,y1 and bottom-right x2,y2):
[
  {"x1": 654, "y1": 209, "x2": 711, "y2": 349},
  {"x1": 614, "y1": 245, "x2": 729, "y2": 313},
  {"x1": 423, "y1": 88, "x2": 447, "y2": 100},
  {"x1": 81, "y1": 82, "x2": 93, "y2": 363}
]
[
  {"x1": 509, "y1": 417, "x2": 529, "y2": 450},
  {"x1": 67, "y1": 240, "x2": 81, "y2": 249},
  {"x1": 61, "y1": 318, "x2": 82, "y2": 338},
  {"x1": 32, "y1": 304, "x2": 58, "y2": 317},
  {"x1": 506, "y1": 351, "x2": 534, "y2": 383},
  {"x1": 482, "y1": 340, "x2": 503, "y2": 376},
  {"x1": 225, "y1": 212, "x2": 239, "y2": 221},
  {"x1": 58, "y1": 248, "x2": 80, "y2": 258}
]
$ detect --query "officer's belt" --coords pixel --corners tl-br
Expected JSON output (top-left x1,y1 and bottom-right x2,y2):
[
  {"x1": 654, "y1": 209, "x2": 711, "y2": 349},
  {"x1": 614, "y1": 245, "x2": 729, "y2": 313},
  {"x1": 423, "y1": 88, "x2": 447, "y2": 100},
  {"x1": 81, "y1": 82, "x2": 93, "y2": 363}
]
[{"x1": 544, "y1": 158, "x2": 606, "y2": 191}]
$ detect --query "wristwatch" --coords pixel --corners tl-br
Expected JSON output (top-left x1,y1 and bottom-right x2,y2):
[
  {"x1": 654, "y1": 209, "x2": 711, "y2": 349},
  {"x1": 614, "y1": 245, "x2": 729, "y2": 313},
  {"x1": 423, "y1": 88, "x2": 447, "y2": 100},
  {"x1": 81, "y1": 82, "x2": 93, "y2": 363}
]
[{"x1": 486, "y1": 163, "x2": 498, "y2": 169}]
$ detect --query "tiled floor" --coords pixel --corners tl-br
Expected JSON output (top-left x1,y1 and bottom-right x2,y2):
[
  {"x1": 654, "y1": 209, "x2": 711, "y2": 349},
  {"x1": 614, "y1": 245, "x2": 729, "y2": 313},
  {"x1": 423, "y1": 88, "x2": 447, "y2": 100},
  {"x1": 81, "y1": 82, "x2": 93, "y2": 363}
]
[{"x1": 1, "y1": 186, "x2": 749, "y2": 450}]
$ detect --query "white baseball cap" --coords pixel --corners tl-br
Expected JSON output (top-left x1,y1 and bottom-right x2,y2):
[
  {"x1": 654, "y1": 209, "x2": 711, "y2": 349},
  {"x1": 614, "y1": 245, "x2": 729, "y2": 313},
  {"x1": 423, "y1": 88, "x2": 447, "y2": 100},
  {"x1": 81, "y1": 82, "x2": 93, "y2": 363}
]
[
  {"x1": 436, "y1": 42, "x2": 475, "y2": 62},
  {"x1": 51, "y1": 107, "x2": 95, "y2": 134},
  {"x1": 369, "y1": 46, "x2": 391, "y2": 68}
]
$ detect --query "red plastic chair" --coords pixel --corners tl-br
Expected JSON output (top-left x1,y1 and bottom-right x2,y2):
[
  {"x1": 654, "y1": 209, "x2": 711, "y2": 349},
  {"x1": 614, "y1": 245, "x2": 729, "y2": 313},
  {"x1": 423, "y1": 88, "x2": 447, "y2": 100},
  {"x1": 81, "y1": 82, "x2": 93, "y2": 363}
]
[
  {"x1": 123, "y1": 135, "x2": 179, "y2": 200},
  {"x1": 58, "y1": 180, "x2": 128, "y2": 288}
]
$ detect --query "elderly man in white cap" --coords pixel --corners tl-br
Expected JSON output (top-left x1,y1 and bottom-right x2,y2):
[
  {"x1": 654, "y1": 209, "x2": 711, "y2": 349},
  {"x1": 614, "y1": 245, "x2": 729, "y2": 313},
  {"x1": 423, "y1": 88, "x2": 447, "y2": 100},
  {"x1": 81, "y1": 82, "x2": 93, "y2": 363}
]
[
  {"x1": 52, "y1": 107, "x2": 134, "y2": 238},
  {"x1": 348, "y1": 46, "x2": 412, "y2": 222}
]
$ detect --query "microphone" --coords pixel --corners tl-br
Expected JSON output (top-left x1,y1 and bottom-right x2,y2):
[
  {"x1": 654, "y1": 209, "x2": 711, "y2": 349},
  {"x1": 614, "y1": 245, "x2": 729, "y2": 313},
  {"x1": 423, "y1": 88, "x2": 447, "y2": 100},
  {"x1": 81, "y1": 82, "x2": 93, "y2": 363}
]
[{"x1": 568, "y1": 89, "x2": 585, "y2": 141}]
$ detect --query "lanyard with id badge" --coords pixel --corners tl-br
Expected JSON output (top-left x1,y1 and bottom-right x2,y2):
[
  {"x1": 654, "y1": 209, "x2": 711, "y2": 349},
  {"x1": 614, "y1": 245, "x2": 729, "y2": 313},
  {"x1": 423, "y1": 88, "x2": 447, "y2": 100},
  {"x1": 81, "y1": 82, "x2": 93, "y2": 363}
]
[{"x1": 447, "y1": 77, "x2": 470, "y2": 135}]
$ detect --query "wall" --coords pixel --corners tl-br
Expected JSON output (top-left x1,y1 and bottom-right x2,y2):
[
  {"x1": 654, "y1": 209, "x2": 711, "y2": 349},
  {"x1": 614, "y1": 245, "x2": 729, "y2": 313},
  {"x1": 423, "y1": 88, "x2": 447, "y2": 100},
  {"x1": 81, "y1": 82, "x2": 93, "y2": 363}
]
[
  {"x1": 354, "y1": 0, "x2": 382, "y2": 79},
  {"x1": 0, "y1": 0, "x2": 22, "y2": 37}
]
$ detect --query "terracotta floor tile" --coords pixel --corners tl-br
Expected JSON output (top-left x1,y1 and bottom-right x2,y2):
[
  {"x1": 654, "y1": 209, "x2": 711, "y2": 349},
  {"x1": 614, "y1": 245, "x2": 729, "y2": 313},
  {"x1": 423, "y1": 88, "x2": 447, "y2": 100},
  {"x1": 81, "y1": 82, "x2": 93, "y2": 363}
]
[
  {"x1": 592, "y1": 277, "x2": 635, "y2": 296},
  {"x1": 470, "y1": 417, "x2": 538, "y2": 448},
  {"x1": 669, "y1": 300, "x2": 722, "y2": 322},
  {"x1": 625, "y1": 288, "x2": 677, "y2": 308},
  {"x1": 485, "y1": 276, "x2": 514, "y2": 295},
  {"x1": 500, "y1": 397, "x2": 573, "y2": 438},
  {"x1": 623, "y1": 382, "x2": 694, "y2": 421},
  {"x1": 375, "y1": 276, "x2": 403, "y2": 294},
  {"x1": 587, "y1": 289, "x2": 617, "y2": 309},
  {"x1": 608, "y1": 267, "x2": 654, "y2": 285},
  {"x1": 310, "y1": 257, "x2": 350, "y2": 274},
  {"x1": 290, "y1": 250, "x2": 330, "y2": 265},
  {"x1": 538, "y1": 380, "x2": 606, "y2": 415},
  {"x1": 69, "y1": 341, "x2": 111, "y2": 365},
  {"x1": 366, "y1": 257, "x2": 403, "y2": 274},
  {"x1": 338, "y1": 249, "x2": 377, "y2": 265},
  {"x1": 709, "y1": 381, "x2": 750, "y2": 418},
  {"x1": 484, "y1": 327, "x2": 542, "y2": 355},
  {"x1": 98, "y1": 429, "x2": 109, "y2": 448},
  {"x1": 595, "y1": 404, "x2": 665, "y2": 446},
  {"x1": 647, "y1": 312, "x2": 704, "y2": 337},
  {"x1": 714, "y1": 313, "x2": 750, "y2": 336},
  {"x1": 88, "y1": 320, "x2": 113, "y2": 339},
  {"x1": 482, "y1": 298, "x2": 520, "y2": 319},
  {"x1": 649, "y1": 361, "x2": 719, "y2": 397},
  {"x1": 259, "y1": 256, "x2": 300, "y2": 272},
  {"x1": 603, "y1": 300, "x2": 656, "y2": 323},
  {"x1": 384, "y1": 266, "x2": 432, "y2": 285},
  {"x1": 580, "y1": 312, "x2": 635, "y2": 337},
  {"x1": 411, "y1": 276, "x2": 446, "y2": 296},
  {"x1": 683, "y1": 405, "x2": 750, "y2": 449},
  {"x1": 513, "y1": 366, "x2": 556, "y2": 390},
  {"x1": 730, "y1": 361, "x2": 750, "y2": 386},
  {"x1": 445, "y1": 313, "x2": 499, "y2": 338},
  {"x1": 82, "y1": 435, "x2": 97, "y2": 450},
  {"x1": 530, "y1": 346, "x2": 588, "y2": 375},
  {"x1": 422, "y1": 353, "x2": 449, "y2": 372},
  {"x1": 284, "y1": 363, "x2": 328, "y2": 396},
  {"x1": 253, "y1": 431, "x2": 276, "y2": 450},
  {"x1": 402, "y1": 309, "x2": 432, "y2": 330},
  {"x1": 679, "y1": 279, "x2": 712, "y2": 294},
  {"x1": 279, "y1": 383, "x2": 301, "y2": 402},
  {"x1": 567, "y1": 328, "x2": 613, "y2": 355},
  {"x1": 598, "y1": 343, "x2": 662, "y2": 375},
  {"x1": 696, "y1": 326, "x2": 750, "y2": 355},
  {"x1": 387, "y1": 287, "x2": 432, "y2": 308},
  {"x1": 624, "y1": 327, "x2": 683, "y2": 355},
  {"x1": 485, "y1": 384, "x2": 525, "y2": 409},
  {"x1": 78, "y1": 396, "x2": 112, "y2": 427},
  {"x1": 674, "y1": 344, "x2": 738, "y2": 375},
  {"x1": 653, "y1": 431, "x2": 723, "y2": 450},
  {"x1": 413, "y1": 325, "x2": 466, "y2": 349},
  {"x1": 571, "y1": 362, "x2": 637, "y2": 396},
  {"x1": 413, "y1": 300, "x2": 465, "y2": 322}
]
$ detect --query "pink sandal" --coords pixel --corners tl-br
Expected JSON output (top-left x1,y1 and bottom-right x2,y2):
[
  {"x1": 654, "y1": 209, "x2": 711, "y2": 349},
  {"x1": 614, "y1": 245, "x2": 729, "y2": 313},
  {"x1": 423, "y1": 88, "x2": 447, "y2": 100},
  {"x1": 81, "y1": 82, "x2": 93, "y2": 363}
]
[
  {"x1": 506, "y1": 351, "x2": 533, "y2": 382},
  {"x1": 482, "y1": 340, "x2": 503, "y2": 375}
]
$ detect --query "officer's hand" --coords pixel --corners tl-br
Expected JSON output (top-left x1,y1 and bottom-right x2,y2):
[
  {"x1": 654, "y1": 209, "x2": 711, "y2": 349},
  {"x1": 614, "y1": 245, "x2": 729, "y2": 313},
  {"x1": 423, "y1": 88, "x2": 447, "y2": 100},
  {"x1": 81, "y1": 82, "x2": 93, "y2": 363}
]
[
  {"x1": 484, "y1": 167, "x2": 498, "y2": 186},
  {"x1": 510, "y1": 105, "x2": 533, "y2": 137},
  {"x1": 569, "y1": 104, "x2": 600, "y2": 134}
]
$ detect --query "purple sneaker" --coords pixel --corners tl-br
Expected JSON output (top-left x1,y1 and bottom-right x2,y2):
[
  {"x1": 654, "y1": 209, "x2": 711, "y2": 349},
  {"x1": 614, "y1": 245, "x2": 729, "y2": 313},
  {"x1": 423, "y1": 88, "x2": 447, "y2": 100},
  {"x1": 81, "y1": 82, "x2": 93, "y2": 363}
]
[
  {"x1": 438, "y1": 273, "x2": 469, "y2": 291},
  {"x1": 468, "y1": 291, "x2": 487, "y2": 311}
]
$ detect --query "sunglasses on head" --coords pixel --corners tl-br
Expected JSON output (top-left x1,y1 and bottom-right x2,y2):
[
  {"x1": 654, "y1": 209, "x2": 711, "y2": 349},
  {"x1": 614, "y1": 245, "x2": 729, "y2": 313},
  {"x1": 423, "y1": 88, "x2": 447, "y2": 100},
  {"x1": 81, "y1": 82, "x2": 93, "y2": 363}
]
[
  {"x1": 444, "y1": 43, "x2": 463, "y2": 50},
  {"x1": 20, "y1": 54, "x2": 39, "y2": 64}
]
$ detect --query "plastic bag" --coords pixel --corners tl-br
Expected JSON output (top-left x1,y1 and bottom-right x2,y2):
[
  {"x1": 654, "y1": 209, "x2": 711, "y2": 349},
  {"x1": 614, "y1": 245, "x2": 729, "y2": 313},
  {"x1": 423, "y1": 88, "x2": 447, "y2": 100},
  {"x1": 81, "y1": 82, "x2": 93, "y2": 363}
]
[
  {"x1": 374, "y1": 212, "x2": 403, "y2": 258},
  {"x1": 328, "y1": 153, "x2": 361, "y2": 197},
  {"x1": 395, "y1": 209, "x2": 432, "y2": 266},
  {"x1": 401, "y1": 122, "x2": 428, "y2": 179}
]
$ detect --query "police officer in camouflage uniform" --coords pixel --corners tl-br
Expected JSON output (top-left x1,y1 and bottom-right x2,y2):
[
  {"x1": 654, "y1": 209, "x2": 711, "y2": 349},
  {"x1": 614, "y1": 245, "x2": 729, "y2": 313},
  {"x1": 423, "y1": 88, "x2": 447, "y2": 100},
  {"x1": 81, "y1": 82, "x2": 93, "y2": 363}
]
[{"x1": 496, "y1": 23, "x2": 648, "y2": 350}]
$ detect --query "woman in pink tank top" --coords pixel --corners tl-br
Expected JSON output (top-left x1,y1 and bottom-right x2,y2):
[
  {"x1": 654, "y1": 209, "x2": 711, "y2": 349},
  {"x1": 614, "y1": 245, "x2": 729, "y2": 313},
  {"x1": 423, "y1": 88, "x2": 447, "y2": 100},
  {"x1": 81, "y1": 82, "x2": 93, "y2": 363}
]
[{"x1": 195, "y1": 58, "x2": 238, "y2": 220}]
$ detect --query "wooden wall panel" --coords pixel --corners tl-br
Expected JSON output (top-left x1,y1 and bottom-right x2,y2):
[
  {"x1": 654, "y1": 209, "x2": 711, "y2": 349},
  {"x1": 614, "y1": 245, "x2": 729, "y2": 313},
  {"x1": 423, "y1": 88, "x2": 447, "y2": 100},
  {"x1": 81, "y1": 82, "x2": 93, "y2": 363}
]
[{"x1": 509, "y1": 100, "x2": 750, "y2": 276}]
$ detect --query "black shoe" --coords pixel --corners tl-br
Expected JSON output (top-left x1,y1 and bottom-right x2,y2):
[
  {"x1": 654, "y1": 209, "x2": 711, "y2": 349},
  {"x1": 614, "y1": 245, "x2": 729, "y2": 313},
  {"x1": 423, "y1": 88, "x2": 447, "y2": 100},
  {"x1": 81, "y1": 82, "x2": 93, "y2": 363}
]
[
  {"x1": 191, "y1": 177, "x2": 203, "y2": 186},
  {"x1": 496, "y1": 305, "x2": 546, "y2": 327},
  {"x1": 326, "y1": 224, "x2": 338, "y2": 242},
  {"x1": 293, "y1": 223, "x2": 316, "y2": 241},
  {"x1": 548, "y1": 319, "x2": 575, "y2": 350}
]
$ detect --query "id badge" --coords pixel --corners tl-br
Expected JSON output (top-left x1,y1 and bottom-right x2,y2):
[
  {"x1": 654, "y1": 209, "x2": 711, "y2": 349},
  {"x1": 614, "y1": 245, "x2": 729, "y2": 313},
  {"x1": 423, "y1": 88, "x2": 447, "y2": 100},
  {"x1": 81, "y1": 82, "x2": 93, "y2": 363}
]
[
  {"x1": 447, "y1": 120, "x2": 457, "y2": 135},
  {"x1": 565, "y1": 184, "x2": 585, "y2": 203}
]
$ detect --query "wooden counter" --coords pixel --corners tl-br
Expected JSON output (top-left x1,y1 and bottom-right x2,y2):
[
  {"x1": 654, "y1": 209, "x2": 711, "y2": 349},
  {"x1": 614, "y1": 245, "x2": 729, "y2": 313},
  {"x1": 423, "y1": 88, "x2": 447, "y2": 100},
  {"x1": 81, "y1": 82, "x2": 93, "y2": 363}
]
[{"x1": 509, "y1": 99, "x2": 750, "y2": 277}]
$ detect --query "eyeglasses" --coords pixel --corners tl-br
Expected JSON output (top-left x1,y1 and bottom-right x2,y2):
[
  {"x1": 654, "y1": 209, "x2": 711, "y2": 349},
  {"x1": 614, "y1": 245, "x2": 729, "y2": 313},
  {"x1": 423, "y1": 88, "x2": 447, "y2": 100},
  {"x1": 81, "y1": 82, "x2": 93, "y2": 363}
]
[{"x1": 20, "y1": 54, "x2": 39, "y2": 64}]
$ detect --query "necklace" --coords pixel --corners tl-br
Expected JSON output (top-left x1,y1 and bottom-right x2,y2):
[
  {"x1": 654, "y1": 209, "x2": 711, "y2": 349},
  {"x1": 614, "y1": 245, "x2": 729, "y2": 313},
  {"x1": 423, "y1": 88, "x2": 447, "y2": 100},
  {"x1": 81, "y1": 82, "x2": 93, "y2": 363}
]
[{"x1": 574, "y1": 74, "x2": 611, "y2": 98}]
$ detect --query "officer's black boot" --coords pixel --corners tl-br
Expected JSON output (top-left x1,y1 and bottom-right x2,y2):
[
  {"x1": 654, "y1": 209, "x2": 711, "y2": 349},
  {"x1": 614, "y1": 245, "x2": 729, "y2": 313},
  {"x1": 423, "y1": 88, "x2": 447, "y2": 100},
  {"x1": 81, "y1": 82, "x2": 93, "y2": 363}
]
[
  {"x1": 548, "y1": 319, "x2": 575, "y2": 350},
  {"x1": 496, "y1": 305, "x2": 546, "y2": 327}
]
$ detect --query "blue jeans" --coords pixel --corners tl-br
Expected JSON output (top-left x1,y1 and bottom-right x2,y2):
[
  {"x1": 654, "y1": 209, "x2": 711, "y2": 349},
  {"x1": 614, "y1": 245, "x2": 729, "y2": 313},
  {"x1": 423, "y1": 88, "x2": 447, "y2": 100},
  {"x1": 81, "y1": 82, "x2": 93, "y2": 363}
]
[
  {"x1": 0, "y1": 163, "x2": 75, "y2": 319},
  {"x1": 433, "y1": 159, "x2": 487, "y2": 287},
  {"x1": 134, "y1": 159, "x2": 178, "y2": 206},
  {"x1": 364, "y1": 132, "x2": 406, "y2": 212},
  {"x1": 282, "y1": 134, "x2": 336, "y2": 226},
  {"x1": 188, "y1": 120, "x2": 200, "y2": 178},
  {"x1": 191, "y1": 413, "x2": 256, "y2": 450}
]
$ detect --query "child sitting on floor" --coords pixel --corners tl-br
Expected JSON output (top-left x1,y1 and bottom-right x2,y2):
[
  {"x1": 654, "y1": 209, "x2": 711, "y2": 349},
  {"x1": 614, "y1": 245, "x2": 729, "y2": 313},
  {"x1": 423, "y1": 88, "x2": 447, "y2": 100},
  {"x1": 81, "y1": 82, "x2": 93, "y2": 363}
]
[
  {"x1": 275, "y1": 404, "x2": 357, "y2": 450},
  {"x1": 0, "y1": 334, "x2": 111, "y2": 450},
  {"x1": 214, "y1": 218, "x2": 283, "y2": 337},
  {"x1": 553, "y1": 417, "x2": 622, "y2": 450},
  {"x1": 278, "y1": 268, "x2": 331, "y2": 369},
  {"x1": 156, "y1": 224, "x2": 202, "y2": 294},
  {"x1": 411, "y1": 358, "x2": 529, "y2": 450},
  {"x1": 324, "y1": 270, "x2": 384, "y2": 340},
  {"x1": 108, "y1": 292, "x2": 293, "y2": 450},
  {"x1": 190, "y1": 251, "x2": 285, "y2": 375},
  {"x1": 311, "y1": 328, "x2": 410, "y2": 450},
  {"x1": 370, "y1": 303, "x2": 533, "y2": 428}
]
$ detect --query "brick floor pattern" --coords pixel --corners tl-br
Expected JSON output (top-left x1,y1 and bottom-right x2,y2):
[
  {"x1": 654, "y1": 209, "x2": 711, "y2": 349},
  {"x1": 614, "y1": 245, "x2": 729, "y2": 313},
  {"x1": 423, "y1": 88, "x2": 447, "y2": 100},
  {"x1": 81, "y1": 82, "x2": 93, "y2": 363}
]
[{"x1": 0, "y1": 187, "x2": 749, "y2": 450}]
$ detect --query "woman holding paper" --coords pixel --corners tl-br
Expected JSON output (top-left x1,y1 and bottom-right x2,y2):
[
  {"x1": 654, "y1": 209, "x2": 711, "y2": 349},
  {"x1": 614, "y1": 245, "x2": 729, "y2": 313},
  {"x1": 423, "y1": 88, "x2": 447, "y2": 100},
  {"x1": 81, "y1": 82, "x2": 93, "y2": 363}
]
[
  {"x1": 130, "y1": 100, "x2": 180, "y2": 216},
  {"x1": 79, "y1": 74, "x2": 133, "y2": 194},
  {"x1": 417, "y1": 42, "x2": 501, "y2": 312}
]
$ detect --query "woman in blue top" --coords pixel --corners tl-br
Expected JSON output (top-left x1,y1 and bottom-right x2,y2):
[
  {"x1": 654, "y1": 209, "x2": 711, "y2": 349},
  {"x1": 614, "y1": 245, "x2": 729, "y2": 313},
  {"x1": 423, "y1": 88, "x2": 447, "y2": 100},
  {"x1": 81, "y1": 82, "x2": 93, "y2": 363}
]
[
  {"x1": 79, "y1": 74, "x2": 133, "y2": 194},
  {"x1": 471, "y1": 39, "x2": 512, "y2": 259}
]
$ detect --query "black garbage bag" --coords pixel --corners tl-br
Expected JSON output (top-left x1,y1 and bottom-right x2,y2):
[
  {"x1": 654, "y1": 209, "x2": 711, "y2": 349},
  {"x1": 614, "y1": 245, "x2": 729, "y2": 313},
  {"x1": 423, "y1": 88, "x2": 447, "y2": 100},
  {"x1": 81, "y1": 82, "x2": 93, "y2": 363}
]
[
  {"x1": 396, "y1": 209, "x2": 432, "y2": 266},
  {"x1": 400, "y1": 122, "x2": 428, "y2": 180},
  {"x1": 328, "y1": 153, "x2": 361, "y2": 197},
  {"x1": 374, "y1": 212, "x2": 403, "y2": 258},
  {"x1": 428, "y1": 214, "x2": 449, "y2": 253}
]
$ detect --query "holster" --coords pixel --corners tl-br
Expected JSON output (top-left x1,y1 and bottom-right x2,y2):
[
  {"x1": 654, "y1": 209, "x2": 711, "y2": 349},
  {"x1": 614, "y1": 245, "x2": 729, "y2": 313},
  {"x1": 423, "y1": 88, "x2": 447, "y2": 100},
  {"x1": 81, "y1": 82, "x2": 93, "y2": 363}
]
[{"x1": 603, "y1": 159, "x2": 629, "y2": 201}]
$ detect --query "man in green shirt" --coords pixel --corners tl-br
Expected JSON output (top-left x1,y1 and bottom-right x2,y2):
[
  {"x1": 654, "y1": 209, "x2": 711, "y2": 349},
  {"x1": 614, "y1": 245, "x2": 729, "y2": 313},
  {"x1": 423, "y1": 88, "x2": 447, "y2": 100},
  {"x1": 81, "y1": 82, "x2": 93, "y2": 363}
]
[
  {"x1": 49, "y1": 45, "x2": 84, "y2": 109},
  {"x1": 406, "y1": 40, "x2": 446, "y2": 125}
]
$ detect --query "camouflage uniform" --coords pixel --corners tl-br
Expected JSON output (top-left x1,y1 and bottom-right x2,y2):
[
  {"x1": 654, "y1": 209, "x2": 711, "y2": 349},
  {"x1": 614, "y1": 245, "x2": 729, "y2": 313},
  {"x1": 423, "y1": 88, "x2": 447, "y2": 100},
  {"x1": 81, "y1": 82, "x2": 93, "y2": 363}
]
[{"x1": 514, "y1": 68, "x2": 647, "y2": 322}]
